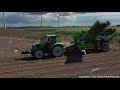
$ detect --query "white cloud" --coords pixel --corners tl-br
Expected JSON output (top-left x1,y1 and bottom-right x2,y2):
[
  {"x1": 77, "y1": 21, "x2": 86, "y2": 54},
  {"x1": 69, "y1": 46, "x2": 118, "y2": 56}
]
[{"x1": 0, "y1": 12, "x2": 120, "y2": 27}]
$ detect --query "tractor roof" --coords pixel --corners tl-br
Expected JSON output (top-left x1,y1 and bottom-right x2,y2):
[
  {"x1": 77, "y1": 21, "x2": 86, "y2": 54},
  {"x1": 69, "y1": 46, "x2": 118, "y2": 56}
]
[{"x1": 45, "y1": 34, "x2": 58, "y2": 37}]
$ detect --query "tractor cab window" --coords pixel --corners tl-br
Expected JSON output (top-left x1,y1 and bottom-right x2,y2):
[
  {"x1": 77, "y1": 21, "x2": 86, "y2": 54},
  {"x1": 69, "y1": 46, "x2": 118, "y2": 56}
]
[
  {"x1": 49, "y1": 36, "x2": 57, "y2": 43},
  {"x1": 41, "y1": 36, "x2": 49, "y2": 43}
]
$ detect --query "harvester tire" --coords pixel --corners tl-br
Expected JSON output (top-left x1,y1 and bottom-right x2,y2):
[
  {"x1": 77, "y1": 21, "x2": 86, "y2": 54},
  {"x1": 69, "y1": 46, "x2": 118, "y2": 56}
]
[
  {"x1": 102, "y1": 43, "x2": 110, "y2": 52},
  {"x1": 33, "y1": 50, "x2": 44, "y2": 59},
  {"x1": 52, "y1": 46, "x2": 63, "y2": 57}
]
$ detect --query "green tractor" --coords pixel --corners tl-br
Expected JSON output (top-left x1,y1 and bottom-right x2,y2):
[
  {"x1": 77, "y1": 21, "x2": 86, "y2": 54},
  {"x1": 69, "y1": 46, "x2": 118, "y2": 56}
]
[{"x1": 21, "y1": 34, "x2": 64, "y2": 59}]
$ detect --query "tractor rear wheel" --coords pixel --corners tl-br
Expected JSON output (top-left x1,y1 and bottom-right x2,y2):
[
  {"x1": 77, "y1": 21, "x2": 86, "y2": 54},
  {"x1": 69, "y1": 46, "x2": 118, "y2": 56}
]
[
  {"x1": 52, "y1": 46, "x2": 63, "y2": 57},
  {"x1": 102, "y1": 43, "x2": 110, "y2": 52},
  {"x1": 33, "y1": 50, "x2": 44, "y2": 59}
]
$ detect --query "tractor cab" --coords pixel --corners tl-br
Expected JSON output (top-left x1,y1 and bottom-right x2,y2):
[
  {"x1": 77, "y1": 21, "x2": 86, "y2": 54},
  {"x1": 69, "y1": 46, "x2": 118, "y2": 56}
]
[
  {"x1": 40, "y1": 35, "x2": 61, "y2": 50},
  {"x1": 41, "y1": 35, "x2": 60, "y2": 44}
]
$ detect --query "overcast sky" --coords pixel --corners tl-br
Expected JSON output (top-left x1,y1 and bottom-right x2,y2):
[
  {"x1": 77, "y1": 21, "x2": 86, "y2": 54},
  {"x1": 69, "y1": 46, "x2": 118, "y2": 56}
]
[{"x1": 0, "y1": 12, "x2": 120, "y2": 27}]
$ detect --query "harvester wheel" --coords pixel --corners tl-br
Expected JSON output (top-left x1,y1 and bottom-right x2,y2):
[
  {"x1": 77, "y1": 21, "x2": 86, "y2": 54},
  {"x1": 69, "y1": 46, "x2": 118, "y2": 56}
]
[
  {"x1": 33, "y1": 50, "x2": 44, "y2": 59},
  {"x1": 52, "y1": 46, "x2": 63, "y2": 57},
  {"x1": 102, "y1": 43, "x2": 110, "y2": 52}
]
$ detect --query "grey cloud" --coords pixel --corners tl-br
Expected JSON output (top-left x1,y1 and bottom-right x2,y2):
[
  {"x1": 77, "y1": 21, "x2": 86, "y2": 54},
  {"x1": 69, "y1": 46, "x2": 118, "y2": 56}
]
[
  {"x1": 21, "y1": 12, "x2": 94, "y2": 17},
  {"x1": 73, "y1": 12, "x2": 98, "y2": 14},
  {"x1": 73, "y1": 12, "x2": 87, "y2": 14},
  {"x1": 22, "y1": 12, "x2": 73, "y2": 16},
  {"x1": 2, "y1": 14, "x2": 31, "y2": 24},
  {"x1": 24, "y1": 12, "x2": 48, "y2": 15},
  {"x1": 51, "y1": 12, "x2": 96, "y2": 17},
  {"x1": 56, "y1": 12, "x2": 72, "y2": 16}
]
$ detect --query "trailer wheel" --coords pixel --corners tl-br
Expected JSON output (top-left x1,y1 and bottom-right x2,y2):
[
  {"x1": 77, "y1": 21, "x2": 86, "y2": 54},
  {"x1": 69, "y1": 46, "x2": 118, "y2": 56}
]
[
  {"x1": 33, "y1": 50, "x2": 44, "y2": 59},
  {"x1": 52, "y1": 46, "x2": 63, "y2": 57},
  {"x1": 102, "y1": 44, "x2": 110, "y2": 52}
]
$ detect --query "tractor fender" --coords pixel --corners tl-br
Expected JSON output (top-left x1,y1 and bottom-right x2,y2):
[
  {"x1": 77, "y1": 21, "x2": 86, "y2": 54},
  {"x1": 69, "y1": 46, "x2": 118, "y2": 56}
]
[
  {"x1": 51, "y1": 42, "x2": 64, "y2": 49},
  {"x1": 51, "y1": 44, "x2": 63, "y2": 50}
]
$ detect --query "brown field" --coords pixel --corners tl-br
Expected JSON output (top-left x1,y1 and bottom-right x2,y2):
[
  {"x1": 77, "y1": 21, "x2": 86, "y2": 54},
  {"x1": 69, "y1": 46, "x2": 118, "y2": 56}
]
[{"x1": 0, "y1": 29, "x2": 120, "y2": 78}]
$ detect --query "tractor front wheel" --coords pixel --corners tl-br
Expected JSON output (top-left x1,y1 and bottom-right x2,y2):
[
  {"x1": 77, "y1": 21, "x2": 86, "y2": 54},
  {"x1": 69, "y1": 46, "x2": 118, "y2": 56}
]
[
  {"x1": 52, "y1": 46, "x2": 63, "y2": 57},
  {"x1": 33, "y1": 50, "x2": 44, "y2": 59}
]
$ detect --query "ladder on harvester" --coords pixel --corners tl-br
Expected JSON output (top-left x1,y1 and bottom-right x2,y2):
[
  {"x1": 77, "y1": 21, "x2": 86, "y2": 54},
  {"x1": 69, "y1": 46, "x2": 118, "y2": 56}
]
[
  {"x1": 97, "y1": 40, "x2": 101, "y2": 50},
  {"x1": 83, "y1": 21, "x2": 111, "y2": 42}
]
